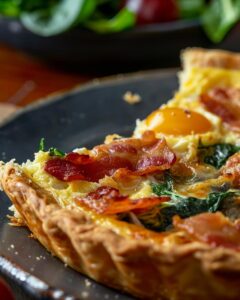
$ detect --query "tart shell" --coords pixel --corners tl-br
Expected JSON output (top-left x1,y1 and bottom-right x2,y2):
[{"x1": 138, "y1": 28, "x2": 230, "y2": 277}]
[
  {"x1": 1, "y1": 162, "x2": 240, "y2": 300},
  {"x1": 181, "y1": 48, "x2": 240, "y2": 70}
]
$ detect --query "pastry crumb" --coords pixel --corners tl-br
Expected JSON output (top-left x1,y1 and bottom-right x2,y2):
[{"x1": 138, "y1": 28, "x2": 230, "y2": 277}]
[
  {"x1": 36, "y1": 255, "x2": 46, "y2": 261},
  {"x1": 10, "y1": 244, "x2": 15, "y2": 249},
  {"x1": 104, "y1": 134, "x2": 122, "y2": 144},
  {"x1": 84, "y1": 279, "x2": 92, "y2": 287},
  {"x1": 123, "y1": 91, "x2": 141, "y2": 105},
  {"x1": 81, "y1": 291, "x2": 89, "y2": 299}
]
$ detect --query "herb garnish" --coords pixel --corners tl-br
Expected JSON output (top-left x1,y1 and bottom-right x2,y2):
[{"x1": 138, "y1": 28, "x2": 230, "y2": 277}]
[
  {"x1": 39, "y1": 138, "x2": 45, "y2": 151},
  {"x1": 38, "y1": 138, "x2": 65, "y2": 157},
  {"x1": 198, "y1": 143, "x2": 240, "y2": 169},
  {"x1": 49, "y1": 147, "x2": 65, "y2": 157},
  {"x1": 142, "y1": 175, "x2": 239, "y2": 231}
]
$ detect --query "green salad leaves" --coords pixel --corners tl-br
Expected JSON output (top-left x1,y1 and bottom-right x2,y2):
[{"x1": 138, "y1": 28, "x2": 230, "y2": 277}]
[
  {"x1": 21, "y1": 0, "x2": 97, "y2": 36},
  {"x1": 0, "y1": 0, "x2": 240, "y2": 41},
  {"x1": 179, "y1": 0, "x2": 240, "y2": 43},
  {"x1": 202, "y1": 0, "x2": 240, "y2": 43},
  {"x1": 178, "y1": 0, "x2": 206, "y2": 19},
  {"x1": 0, "y1": 0, "x2": 134, "y2": 36}
]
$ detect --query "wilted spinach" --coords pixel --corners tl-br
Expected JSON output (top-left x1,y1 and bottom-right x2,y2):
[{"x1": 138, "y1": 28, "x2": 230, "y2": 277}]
[
  {"x1": 138, "y1": 175, "x2": 238, "y2": 231},
  {"x1": 198, "y1": 143, "x2": 240, "y2": 169}
]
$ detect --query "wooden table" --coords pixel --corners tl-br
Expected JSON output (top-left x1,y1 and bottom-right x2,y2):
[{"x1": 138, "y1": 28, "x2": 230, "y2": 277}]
[{"x1": 0, "y1": 44, "x2": 92, "y2": 123}]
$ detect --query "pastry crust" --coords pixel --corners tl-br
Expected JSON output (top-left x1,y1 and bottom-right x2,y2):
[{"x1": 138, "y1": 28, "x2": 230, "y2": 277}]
[
  {"x1": 181, "y1": 48, "x2": 240, "y2": 70},
  {"x1": 1, "y1": 162, "x2": 240, "y2": 300}
]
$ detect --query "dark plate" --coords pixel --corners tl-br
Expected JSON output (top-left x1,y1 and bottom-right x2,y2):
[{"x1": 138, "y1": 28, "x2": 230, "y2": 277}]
[
  {"x1": 0, "y1": 17, "x2": 207, "y2": 73},
  {"x1": 0, "y1": 69, "x2": 178, "y2": 300}
]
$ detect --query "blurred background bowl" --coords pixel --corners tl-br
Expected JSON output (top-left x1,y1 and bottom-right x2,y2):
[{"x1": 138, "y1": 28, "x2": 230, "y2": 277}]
[
  {"x1": 0, "y1": 17, "x2": 204, "y2": 73},
  {"x1": 0, "y1": 17, "x2": 240, "y2": 74}
]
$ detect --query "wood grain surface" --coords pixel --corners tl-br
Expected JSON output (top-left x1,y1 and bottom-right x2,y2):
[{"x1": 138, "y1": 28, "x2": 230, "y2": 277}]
[
  {"x1": 0, "y1": 43, "x2": 92, "y2": 122},
  {"x1": 0, "y1": 103, "x2": 18, "y2": 123}
]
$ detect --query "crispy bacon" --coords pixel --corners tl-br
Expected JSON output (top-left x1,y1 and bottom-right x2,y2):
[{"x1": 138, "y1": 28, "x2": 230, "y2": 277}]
[
  {"x1": 45, "y1": 131, "x2": 176, "y2": 183},
  {"x1": 174, "y1": 212, "x2": 240, "y2": 251},
  {"x1": 200, "y1": 87, "x2": 240, "y2": 132},
  {"x1": 75, "y1": 186, "x2": 169, "y2": 215},
  {"x1": 45, "y1": 158, "x2": 85, "y2": 181},
  {"x1": 65, "y1": 153, "x2": 94, "y2": 165},
  {"x1": 46, "y1": 155, "x2": 132, "y2": 182},
  {"x1": 221, "y1": 153, "x2": 240, "y2": 187},
  {"x1": 112, "y1": 169, "x2": 143, "y2": 192}
]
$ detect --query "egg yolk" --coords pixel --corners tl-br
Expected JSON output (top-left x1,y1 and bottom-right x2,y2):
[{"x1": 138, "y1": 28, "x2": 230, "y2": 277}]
[{"x1": 146, "y1": 107, "x2": 212, "y2": 135}]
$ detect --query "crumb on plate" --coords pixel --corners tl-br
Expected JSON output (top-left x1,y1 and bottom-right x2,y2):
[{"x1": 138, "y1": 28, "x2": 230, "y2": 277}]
[{"x1": 123, "y1": 91, "x2": 141, "y2": 104}]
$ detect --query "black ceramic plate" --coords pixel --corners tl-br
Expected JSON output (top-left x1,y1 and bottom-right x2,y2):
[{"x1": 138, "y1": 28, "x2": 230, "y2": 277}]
[{"x1": 0, "y1": 69, "x2": 178, "y2": 300}]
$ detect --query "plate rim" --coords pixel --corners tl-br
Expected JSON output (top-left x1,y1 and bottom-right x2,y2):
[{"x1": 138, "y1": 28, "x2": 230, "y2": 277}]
[
  {"x1": 0, "y1": 68, "x2": 177, "y2": 129},
  {"x1": 0, "y1": 256, "x2": 78, "y2": 300}
]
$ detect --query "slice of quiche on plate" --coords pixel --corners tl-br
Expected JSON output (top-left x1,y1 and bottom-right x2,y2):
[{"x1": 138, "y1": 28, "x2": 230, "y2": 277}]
[{"x1": 1, "y1": 48, "x2": 240, "y2": 300}]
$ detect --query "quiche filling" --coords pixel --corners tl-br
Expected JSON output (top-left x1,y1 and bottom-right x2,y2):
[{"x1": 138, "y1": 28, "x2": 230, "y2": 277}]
[
  {"x1": 22, "y1": 129, "x2": 240, "y2": 237},
  {"x1": 7, "y1": 65, "x2": 240, "y2": 252}
]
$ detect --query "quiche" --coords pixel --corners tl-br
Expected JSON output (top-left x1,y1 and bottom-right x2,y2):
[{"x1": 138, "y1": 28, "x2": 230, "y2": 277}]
[{"x1": 1, "y1": 48, "x2": 240, "y2": 300}]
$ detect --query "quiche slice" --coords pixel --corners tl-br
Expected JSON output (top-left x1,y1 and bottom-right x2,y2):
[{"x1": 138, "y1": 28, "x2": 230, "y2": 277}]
[{"x1": 1, "y1": 48, "x2": 240, "y2": 300}]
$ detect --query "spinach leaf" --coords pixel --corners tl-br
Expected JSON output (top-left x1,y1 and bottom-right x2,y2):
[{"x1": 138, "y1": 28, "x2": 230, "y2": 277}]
[
  {"x1": 1, "y1": 0, "x2": 240, "y2": 42},
  {"x1": 0, "y1": 0, "x2": 21, "y2": 17},
  {"x1": 202, "y1": 0, "x2": 240, "y2": 43},
  {"x1": 20, "y1": 0, "x2": 58, "y2": 12},
  {"x1": 198, "y1": 143, "x2": 240, "y2": 169},
  {"x1": 21, "y1": 0, "x2": 97, "y2": 36},
  {"x1": 177, "y1": 0, "x2": 205, "y2": 19},
  {"x1": 144, "y1": 176, "x2": 238, "y2": 231},
  {"x1": 85, "y1": 8, "x2": 136, "y2": 33}
]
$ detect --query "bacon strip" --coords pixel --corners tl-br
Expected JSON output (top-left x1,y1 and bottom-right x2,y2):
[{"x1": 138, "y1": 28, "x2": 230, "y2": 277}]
[
  {"x1": 174, "y1": 212, "x2": 240, "y2": 251},
  {"x1": 200, "y1": 87, "x2": 240, "y2": 132},
  {"x1": 45, "y1": 158, "x2": 85, "y2": 181},
  {"x1": 221, "y1": 152, "x2": 240, "y2": 188},
  {"x1": 45, "y1": 131, "x2": 176, "y2": 183},
  {"x1": 75, "y1": 186, "x2": 169, "y2": 215}
]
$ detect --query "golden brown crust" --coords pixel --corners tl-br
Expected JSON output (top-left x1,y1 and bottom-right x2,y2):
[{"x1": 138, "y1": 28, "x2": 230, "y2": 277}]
[
  {"x1": 1, "y1": 162, "x2": 240, "y2": 299},
  {"x1": 181, "y1": 48, "x2": 240, "y2": 70}
]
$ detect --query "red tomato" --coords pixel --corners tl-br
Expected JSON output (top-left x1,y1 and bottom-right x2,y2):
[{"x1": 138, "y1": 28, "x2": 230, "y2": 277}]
[
  {"x1": 124, "y1": 0, "x2": 179, "y2": 25},
  {"x1": 0, "y1": 278, "x2": 15, "y2": 300}
]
